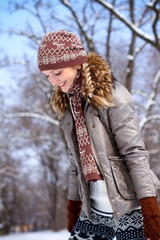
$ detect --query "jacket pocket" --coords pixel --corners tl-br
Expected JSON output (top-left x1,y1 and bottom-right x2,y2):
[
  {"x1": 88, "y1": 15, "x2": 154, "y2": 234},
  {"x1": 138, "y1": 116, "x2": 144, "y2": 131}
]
[{"x1": 108, "y1": 156, "x2": 137, "y2": 200}]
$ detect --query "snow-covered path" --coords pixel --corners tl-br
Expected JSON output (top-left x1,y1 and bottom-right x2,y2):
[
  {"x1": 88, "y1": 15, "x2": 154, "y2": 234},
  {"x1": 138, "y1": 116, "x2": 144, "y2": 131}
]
[
  {"x1": 0, "y1": 229, "x2": 117, "y2": 239},
  {"x1": 0, "y1": 230, "x2": 70, "y2": 240}
]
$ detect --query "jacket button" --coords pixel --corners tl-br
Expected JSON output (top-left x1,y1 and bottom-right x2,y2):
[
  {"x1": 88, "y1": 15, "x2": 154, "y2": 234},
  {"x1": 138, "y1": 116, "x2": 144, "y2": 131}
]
[
  {"x1": 111, "y1": 197, "x2": 114, "y2": 200},
  {"x1": 89, "y1": 110, "x2": 92, "y2": 113},
  {"x1": 67, "y1": 122, "x2": 70, "y2": 126},
  {"x1": 92, "y1": 125, "x2": 95, "y2": 128}
]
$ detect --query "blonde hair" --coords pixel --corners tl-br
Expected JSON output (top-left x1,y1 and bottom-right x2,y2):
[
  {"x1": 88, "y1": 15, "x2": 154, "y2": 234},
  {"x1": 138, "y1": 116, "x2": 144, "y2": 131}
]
[
  {"x1": 51, "y1": 51, "x2": 114, "y2": 117},
  {"x1": 82, "y1": 58, "x2": 114, "y2": 108}
]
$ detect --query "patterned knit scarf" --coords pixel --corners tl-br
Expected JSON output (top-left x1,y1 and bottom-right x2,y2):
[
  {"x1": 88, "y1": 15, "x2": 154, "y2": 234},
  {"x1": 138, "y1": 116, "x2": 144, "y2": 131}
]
[{"x1": 67, "y1": 75, "x2": 103, "y2": 183}]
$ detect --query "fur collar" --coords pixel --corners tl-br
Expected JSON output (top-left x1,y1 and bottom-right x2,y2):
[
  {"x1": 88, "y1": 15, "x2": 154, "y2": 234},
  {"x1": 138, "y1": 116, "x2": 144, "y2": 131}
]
[{"x1": 51, "y1": 51, "x2": 115, "y2": 117}]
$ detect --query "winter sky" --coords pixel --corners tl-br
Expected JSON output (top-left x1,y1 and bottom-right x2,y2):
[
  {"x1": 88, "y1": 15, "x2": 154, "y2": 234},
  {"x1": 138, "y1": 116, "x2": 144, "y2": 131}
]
[{"x1": 0, "y1": 0, "x2": 39, "y2": 93}]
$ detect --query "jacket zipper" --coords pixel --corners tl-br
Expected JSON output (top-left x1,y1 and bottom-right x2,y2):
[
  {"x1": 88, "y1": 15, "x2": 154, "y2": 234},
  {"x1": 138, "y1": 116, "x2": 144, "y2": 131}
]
[
  {"x1": 85, "y1": 116, "x2": 117, "y2": 226},
  {"x1": 70, "y1": 101, "x2": 117, "y2": 225},
  {"x1": 69, "y1": 98, "x2": 76, "y2": 120}
]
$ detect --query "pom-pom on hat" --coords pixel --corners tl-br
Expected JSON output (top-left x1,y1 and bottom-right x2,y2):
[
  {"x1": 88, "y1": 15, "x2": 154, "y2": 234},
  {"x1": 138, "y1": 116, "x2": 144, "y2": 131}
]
[{"x1": 37, "y1": 30, "x2": 87, "y2": 71}]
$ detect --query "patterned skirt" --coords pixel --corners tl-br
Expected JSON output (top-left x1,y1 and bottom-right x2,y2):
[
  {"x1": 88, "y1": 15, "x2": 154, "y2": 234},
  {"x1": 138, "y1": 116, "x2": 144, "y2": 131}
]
[{"x1": 68, "y1": 209, "x2": 146, "y2": 240}]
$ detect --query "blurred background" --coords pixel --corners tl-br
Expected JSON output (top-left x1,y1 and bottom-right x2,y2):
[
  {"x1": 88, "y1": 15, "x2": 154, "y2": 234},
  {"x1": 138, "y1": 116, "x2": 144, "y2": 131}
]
[{"x1": 0, "y1": 0, "x2": 160, "y2": 236}]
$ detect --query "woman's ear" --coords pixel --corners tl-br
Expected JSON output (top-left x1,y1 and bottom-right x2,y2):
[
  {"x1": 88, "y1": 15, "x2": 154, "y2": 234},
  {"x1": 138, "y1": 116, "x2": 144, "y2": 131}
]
[{"x1": 75, "y1": 64, "x2": 82, "y2": 70}]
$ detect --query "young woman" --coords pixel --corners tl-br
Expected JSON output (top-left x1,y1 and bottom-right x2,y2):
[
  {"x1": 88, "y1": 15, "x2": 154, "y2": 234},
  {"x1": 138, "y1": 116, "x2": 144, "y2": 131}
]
[{"x1": 37, "y1": 29, "x2": 160, "y2": 240}]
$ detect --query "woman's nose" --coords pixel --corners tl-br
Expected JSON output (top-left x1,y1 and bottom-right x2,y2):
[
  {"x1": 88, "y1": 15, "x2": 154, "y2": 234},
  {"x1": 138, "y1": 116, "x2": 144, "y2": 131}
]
[{"x1": 49, "y1": 76, "x2": 59, "y2": 86}]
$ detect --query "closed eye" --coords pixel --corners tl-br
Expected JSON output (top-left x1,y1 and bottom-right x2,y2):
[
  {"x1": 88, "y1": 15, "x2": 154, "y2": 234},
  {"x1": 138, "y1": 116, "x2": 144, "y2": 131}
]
[{"x1": 55, "y1": 71, "x2": 61, "y2": 76}]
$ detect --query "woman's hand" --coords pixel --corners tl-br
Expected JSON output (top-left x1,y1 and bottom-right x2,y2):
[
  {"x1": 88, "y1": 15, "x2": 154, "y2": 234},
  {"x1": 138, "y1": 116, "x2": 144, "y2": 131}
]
[
  {"x1": 139, "y1": 197, "x2": 160, "y2": 240},
  {"x1": 66, "y1": 199, "x2": 82, "y2": 233}
]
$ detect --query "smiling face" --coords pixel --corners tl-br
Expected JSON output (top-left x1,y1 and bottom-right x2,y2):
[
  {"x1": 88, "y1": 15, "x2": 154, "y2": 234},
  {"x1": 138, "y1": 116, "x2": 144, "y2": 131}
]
[{"x1": 42, "y1": 65, "x2": 81, "y2": 93}]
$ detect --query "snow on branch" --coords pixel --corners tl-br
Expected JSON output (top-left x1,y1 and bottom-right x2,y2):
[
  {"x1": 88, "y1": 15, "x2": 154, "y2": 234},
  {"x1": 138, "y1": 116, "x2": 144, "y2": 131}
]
[
  {"x1": 140, "y1": 114, "x2": 160, "y2": 129},
  {"x1": 0, "y1": 57, "x2": 28, "y2": 67},
  {"x1": 147, "y1": 0, "x2": 159, "y2": 9},
  {"x1": 148, "y1": 0, "x2": 160, "y2": 44},
  {"x1": 0, "y1": 112, "x2": 60, "y2": 126},
  {"x1": 135, "y1": 42, "x2": 147, "y2": 57},
  {"x1": 94, "y1": 0, "x2": 160, "y2": 49},
  {"x1": 132, "y1": 89, "x2": 149, "y2": 98},
  {"x1": 140, "y1": 69, "x2": 160, "y2": 129}
]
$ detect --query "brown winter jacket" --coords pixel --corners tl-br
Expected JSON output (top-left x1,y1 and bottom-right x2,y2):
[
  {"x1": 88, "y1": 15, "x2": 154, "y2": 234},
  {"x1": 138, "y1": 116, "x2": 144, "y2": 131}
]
[{"x1": 51, "y1": 52, "x2": 160, "y2": 219}]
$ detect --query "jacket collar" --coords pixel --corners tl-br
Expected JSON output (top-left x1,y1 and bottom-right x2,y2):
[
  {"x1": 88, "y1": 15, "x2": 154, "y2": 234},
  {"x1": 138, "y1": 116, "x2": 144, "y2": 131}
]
[{"x1": 51, "y1": 51, "x2": 115, "y2": 117}]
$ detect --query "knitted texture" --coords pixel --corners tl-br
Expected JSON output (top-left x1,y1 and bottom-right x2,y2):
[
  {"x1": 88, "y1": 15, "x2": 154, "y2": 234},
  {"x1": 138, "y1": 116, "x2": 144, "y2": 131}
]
[
  {"x1": 67, "y1": 76, "x2": 103, "y2": 183},
  {"x1": 139, "y1": 197, "x2": 160, "y2": 239},
  {"x1": 67, "y1": 199, "x2": 82, "y2": 233},
  {"x1": 38, "y1": 30, "x2": 87, "y2": 71}
]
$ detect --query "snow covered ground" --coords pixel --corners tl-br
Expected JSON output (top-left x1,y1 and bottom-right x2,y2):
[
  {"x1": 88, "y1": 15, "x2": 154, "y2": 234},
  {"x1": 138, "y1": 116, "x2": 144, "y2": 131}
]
[
  {"x1": 0, "y1": 230, "x2": 70, "y2": 240},
  {"x1": 0, "y1": 230, "x2": 117, "y2": 239}
]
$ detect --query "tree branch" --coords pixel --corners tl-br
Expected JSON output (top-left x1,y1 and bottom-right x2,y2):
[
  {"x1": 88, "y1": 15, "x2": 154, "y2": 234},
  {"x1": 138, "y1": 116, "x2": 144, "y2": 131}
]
[
  {"x1": 140, "y1": 114, "x2": 160, "y2": 129},
  {"x1": 140, "y1": 69, "x2": 160, "y2": 129},
  {"x1": 11, "y1": 1, "x2": 47, "y2": 34},
  {"x1": 0, "y1": 112, "x2": 60, "y2": 126},
  {"x1": 60, "y1": 0, "x2": 95, "y2": 50},
  {"x1": 147, "y1": 0, "x2": 160, "y2": 44},
  {"x1": 94, "y1": 0, "x2": 160, "y2": 50},
  {"x1": 106, "y1": 0, "x2": 116, "y2": 62},
  {"x1": 3, "y1": 30, "x2": 40, "y2": 44},
  {"x1": 125, "y1": 0, "x2": 136, "y2": 91}
]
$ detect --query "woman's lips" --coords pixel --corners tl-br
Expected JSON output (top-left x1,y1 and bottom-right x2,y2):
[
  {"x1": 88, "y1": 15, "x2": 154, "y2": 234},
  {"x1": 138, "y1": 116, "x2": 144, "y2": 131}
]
[{"x1": 59, "y1": 81, "x2": 66, "y2": 87}]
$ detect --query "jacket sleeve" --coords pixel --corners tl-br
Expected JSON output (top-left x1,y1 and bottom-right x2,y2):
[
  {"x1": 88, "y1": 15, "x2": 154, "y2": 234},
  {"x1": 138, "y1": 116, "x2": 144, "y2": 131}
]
[{"x1": 108, "y1": 83, "x2": 157, "y2": 199}]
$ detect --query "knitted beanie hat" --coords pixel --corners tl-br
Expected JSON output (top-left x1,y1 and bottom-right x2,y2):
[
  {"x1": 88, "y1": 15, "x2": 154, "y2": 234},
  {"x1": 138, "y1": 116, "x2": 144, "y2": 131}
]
[{"x1": 37, "y1": 30, "x2": 87, "y2": 71}]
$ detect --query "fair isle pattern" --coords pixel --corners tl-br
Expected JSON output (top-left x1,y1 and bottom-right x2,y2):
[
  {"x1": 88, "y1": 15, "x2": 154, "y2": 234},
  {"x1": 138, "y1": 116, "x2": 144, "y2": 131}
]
[
  {"x1": 116, "y1": 209, "x2": 143, "y2": 231},
  {"x1": 67, "y1": 76, "x2": 103, "y2": 183},
  {"x1": 38, "y1": 30, "x2": 86, "y2": 68},
  {"x1": 68, "y1": 209, "x2": 146, "y2": 240}
]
